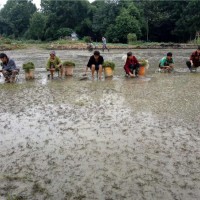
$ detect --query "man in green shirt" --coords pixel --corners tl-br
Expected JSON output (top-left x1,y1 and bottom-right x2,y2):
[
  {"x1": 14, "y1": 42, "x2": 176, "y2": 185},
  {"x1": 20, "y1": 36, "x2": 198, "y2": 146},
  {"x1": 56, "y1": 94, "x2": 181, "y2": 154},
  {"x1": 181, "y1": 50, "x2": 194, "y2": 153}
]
[
  {"x1": 159, "y1": 52, "x2": 174, "y2": 73},
  {"x1": 46, "y1": 50, "x2": 63, "y2": 79}
]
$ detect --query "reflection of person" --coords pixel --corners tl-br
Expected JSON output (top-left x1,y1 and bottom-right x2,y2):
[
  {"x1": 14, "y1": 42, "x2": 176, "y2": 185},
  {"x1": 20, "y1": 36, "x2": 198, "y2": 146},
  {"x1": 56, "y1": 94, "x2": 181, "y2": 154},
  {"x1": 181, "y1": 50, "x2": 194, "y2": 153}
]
[
  {"x1": 85, "y1": 50, "x2": 104, "y2": 80},
  {"x1": 124, "y1": 52, "x2": 140, "y2": 77},
  {"x1": 0, "y1": 53, "x2": 19, "y2": 83},
  {"x1": 102, "y1": 37, "x2": 109, "y2": 52},
  {"x1": 46, "y1": 50, "x2": 63, "y2": 79},
  {"x1": 87, "y1": 42, "x2": 94, "y2": 51},
  {"x1": 159, "y1": 52, "x2": 174, "y2": 72},
  {"x1": 186, "y1": 46, "x2": 200, "y2": 72}
]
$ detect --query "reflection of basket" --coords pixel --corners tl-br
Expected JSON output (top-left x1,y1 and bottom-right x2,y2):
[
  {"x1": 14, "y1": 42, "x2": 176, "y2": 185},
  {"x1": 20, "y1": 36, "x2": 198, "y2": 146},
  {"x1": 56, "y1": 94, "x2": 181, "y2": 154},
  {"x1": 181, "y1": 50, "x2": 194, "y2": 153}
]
[
  {"x1": 104, "y1": 67, "x2": 113, "y2": 77},
  {"x1": 138, "y1": 66, "x2": 146, "y2": 76},
  {"x1": 25, "y1": 69, "x2": 35, "y2": 80},
  {"x1": 62, "y1": 61, "x2": 75, "y2": 76},
  {"x1": 65, "y1": 67, "x2": 73, "y2": 76},
  {"x1": 23, "y1": 62, "x2": 35, "y2": 80}
]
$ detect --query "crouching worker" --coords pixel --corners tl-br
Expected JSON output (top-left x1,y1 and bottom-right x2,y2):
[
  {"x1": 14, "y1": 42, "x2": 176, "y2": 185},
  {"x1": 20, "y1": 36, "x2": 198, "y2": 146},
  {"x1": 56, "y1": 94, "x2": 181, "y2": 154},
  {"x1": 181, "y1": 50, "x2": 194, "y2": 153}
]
[
  {"x1": 85, "y1": 50, "x2": 104, "y2": 80},
  {"x1": 0, "y1": 53, "x2": 19, "y2": 83},
  {"x1": 46, "y1": 51, "x2": 63, "y2": 79},
  {"x1": 159, "y1": 52, "x2": 175, "y2": 73},
  {"x1": 186, "y1": 46, "x2": 200, "y2": 72},
  {"x1": 124, "y1": 52, "x2": 140, "y2": 77}
]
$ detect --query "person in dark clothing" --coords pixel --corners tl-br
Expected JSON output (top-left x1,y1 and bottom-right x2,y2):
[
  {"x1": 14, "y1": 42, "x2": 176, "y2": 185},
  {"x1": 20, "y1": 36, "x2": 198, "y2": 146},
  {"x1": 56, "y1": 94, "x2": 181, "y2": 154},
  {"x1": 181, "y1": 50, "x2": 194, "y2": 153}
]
[
  {"x1": 0, "y1": 53, "x2": 19, "y2": 83},
  {"x1": 124, "y1": 52, "x2": 140, "y2": 77},
  {"x1": 85, "y1": 51, "x2": 104, "y2": 79},
  {"x1": 186, "y1": 46, "x2": 200, "y2": 72}
]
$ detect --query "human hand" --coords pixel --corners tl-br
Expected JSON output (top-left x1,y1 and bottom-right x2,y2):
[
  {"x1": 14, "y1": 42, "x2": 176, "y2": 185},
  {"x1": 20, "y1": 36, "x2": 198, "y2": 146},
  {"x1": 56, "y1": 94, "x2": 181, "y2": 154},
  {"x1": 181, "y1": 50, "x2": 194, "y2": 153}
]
[{"x1": 129, "y1": 73, "x2": 135, "y2": 78}]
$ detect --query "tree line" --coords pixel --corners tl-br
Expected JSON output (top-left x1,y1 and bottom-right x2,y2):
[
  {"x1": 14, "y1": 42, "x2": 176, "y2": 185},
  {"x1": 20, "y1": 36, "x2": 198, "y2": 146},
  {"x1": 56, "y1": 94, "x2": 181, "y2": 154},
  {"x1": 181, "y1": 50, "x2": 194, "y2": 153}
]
[{"x1": 0, "y1": 0, "x2": 199, "y2": 43}]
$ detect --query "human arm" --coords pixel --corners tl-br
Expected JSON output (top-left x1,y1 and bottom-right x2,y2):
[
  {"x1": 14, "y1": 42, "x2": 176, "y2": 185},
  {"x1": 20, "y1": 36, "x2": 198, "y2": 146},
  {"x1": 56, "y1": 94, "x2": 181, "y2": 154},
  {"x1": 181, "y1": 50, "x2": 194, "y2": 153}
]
[
  {"x1": 83, "y1": 66, "x2": 89, "y2": 76},
  {"x1": 160, "y1": 57, "x2": 174, "y2": 71},
  {"x1": 124, "y1": 59, "x2": 135, "y2": 77},
  {"x1": 10, "y1": 60, "x2": 17, "y2": 70},
  {"x1": 84, "y1": 58, "x2": 90, "y2": 75},
  {"x1": 159, "y1": 57, "x2": 166, "y2": 67},
  {"x1": 55, "y1": 57, "x2": 62, "y2": 69},
  {"x1": 87, "y1": 56, "x2": 93, "y2": 67},
  {"x1": 190, "y1": 52, "x2": 195, "y2": 66},
  {"x1": 170, "y1": 58, "x2": 175, "y2": 68},
  {"x1": 3, "y1": 59, "x2": 17, "y2": 71},
  {"x1": 99, "y1": 56, "x2": 104, "y2": 65},
  {"x1": 83, "y1": 57, "x2": 92, "y2": 75},
  {"x1": 133, "y1": 56, "x2": 139, "y2": 65},
  {"x1": 46, "y1": 59, "x2": 51, "y2": 70}
]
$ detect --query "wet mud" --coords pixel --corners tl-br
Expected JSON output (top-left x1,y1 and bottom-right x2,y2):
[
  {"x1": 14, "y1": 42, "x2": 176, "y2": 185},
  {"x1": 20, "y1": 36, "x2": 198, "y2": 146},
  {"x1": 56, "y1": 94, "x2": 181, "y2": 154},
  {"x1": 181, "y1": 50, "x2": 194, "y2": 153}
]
[{"x1": 0, "y1": 49, "x2": 200, "y2": 200}]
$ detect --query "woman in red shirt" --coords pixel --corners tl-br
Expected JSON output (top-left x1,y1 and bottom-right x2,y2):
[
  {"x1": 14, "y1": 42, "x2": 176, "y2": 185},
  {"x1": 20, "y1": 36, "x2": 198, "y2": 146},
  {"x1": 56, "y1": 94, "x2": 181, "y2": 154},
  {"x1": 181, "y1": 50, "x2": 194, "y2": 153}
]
[
  {"x1": 186, "y1": 46, "x2": 200, "y2": 72},
  {"x1": 124, "y1": 52, "x2": 140, "y2": 77}
]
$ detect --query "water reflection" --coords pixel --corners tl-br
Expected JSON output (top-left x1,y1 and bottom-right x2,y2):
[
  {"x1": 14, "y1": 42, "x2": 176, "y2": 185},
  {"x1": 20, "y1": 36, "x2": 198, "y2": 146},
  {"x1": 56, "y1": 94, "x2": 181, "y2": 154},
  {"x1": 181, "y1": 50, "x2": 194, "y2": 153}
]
[{"x1": 0, "y1": 49, "x2": 199, "y2": 200}]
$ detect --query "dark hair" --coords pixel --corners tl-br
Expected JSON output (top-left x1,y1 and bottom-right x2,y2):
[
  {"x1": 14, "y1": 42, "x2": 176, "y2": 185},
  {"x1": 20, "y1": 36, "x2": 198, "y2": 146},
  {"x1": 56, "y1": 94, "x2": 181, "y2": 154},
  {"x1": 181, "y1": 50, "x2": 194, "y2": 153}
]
[
  {"x1": 94, "y1": 50, "x2": 100, "y2": 56},
  {"x1": 0, "y1": 53, "x2": 7, "y2": 59},
  {"x1": 198, "y1": 46, "x2": 200, "y2": 50},
  {"x1": 127, "y1": 52, "x2": 132, "y2": 56},
  {"x1": 167, "y1": 52, "x2": 172, "y2": 57}
]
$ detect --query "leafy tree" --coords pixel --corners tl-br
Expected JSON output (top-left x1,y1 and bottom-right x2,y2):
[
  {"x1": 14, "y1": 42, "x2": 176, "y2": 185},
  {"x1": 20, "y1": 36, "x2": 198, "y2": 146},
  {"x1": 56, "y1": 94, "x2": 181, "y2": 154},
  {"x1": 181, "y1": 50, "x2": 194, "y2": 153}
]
[
  {"x1": 105, "y1": 24, "x2": 119, "y2": 43},
  {"x1": 41, "y1": 0, "x2": 90, "y2": 40},
  {"x1": 0, "y1": 17, "x2": 13, "y2": 36},
  {"x1": 127, "y1": 3, "x2": 140, "y2": 19},
  {"x1": 0, "y1": 0, "x2": 199, "y2": 43},
  {"x1": 174, "y1": 1, "x2": 200, "y2": 42},
  {"x1": 109, "y1": 8, "x2": 141, "y2": 43},
  {"x1": 56, "y1": 28, "x2": 73, "y2": 39},
  {"x1": 127, "y1": 33, "x2": 137, "y2": 44},
  {"x1": 92, "y1": 0, "x2": 120, "y2": 40},
  {"x1": 0, "y1": 0, "x2": 36, "y2": 37},
  {"x1": 138, "y1": 1, "x2": 188, "y2": 42},
  {"x1": 29, "y1": 12, "x2": 46, "y2": 40},
  {"x1": 75, "y1": 18, "x2": 93, "y2": 38}
]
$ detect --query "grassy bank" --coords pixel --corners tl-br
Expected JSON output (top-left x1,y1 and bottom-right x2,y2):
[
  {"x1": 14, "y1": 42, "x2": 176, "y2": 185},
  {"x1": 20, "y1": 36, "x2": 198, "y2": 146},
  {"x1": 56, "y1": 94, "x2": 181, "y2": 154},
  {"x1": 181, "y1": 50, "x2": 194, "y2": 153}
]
[{"x1": 0, "y1": 37, "x2": 199, "y2": 51}]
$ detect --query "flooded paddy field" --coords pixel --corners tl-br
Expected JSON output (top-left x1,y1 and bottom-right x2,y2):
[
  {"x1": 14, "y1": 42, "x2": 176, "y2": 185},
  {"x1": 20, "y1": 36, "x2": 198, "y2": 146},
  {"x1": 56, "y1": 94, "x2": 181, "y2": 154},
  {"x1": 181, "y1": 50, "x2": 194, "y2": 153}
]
[{"x1": 0, "y1": 49, "x2": 200, "y2": 200}]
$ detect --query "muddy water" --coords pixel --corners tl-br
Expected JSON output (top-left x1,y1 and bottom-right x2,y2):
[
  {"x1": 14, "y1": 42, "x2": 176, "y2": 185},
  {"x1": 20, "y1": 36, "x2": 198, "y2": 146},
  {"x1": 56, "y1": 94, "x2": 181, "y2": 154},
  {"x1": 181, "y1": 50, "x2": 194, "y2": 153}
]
[{"x1": 0, "y1": 48, "x2": 200, "y2": 200}]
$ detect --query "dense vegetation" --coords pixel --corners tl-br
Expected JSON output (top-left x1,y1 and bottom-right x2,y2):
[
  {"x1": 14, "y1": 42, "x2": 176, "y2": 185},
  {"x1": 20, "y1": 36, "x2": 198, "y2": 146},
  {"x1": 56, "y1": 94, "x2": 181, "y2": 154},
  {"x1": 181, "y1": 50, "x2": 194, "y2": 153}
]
[{"x1": 0, "y1": 0, "x2": 200, "y2": 43}]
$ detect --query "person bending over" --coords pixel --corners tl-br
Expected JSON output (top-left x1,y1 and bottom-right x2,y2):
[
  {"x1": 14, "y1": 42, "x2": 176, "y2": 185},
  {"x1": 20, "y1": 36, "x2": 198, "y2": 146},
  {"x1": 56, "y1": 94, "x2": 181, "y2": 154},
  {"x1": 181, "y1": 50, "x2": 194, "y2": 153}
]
[
  {"x1": 124, "y1": 52, "x2": 140, "y2": 77},
  {"x1": 0, "y1": 53, "x2": 19, "y2": 83},
  {"x1": 46, "y1": 50, "x2": 63, "y2": 79},
  {"x1": 159, "y1": 52, "x2": 175, "y2": 73},
  {"x1": 85, "y1": 50, "x2": 104, "y2": 80},
  {"x1": 186, "y1": 46, "x2": 200, "y2": 72}
]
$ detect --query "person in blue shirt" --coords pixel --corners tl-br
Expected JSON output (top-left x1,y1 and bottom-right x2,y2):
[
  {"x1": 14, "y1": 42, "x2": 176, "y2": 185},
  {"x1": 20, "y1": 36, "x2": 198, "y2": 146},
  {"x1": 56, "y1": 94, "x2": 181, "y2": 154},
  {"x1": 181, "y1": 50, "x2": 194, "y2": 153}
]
[
  {"x1": 0, "y1": 53, "x2": 19, "y2": 83},
  {"x1": 159, "y1": 52, "x2": 175, "y2": 73}
]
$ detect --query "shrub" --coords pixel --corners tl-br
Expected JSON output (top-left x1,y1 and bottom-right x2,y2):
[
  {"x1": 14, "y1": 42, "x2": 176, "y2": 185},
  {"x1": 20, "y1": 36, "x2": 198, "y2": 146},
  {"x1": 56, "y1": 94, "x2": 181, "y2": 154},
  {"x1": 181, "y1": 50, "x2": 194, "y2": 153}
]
[
  {"x1": 62, "y1": 61, "x2": 75, "y2": 68},
  {"x1": 56, "y1": 28, "x2": 73, "y2": 38},
  {"x1": 127, "y1": 33, "x2": 137, "y2": 44},
  {"x1": 23, "y1": 62, "x2": 35, "y2": 72},
  {"x1": 102, "y1": 61, "x2": 115, "y2": 70},
  {"x1": 83, "y1": 36, "x2": 91, "y2": 43}
]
